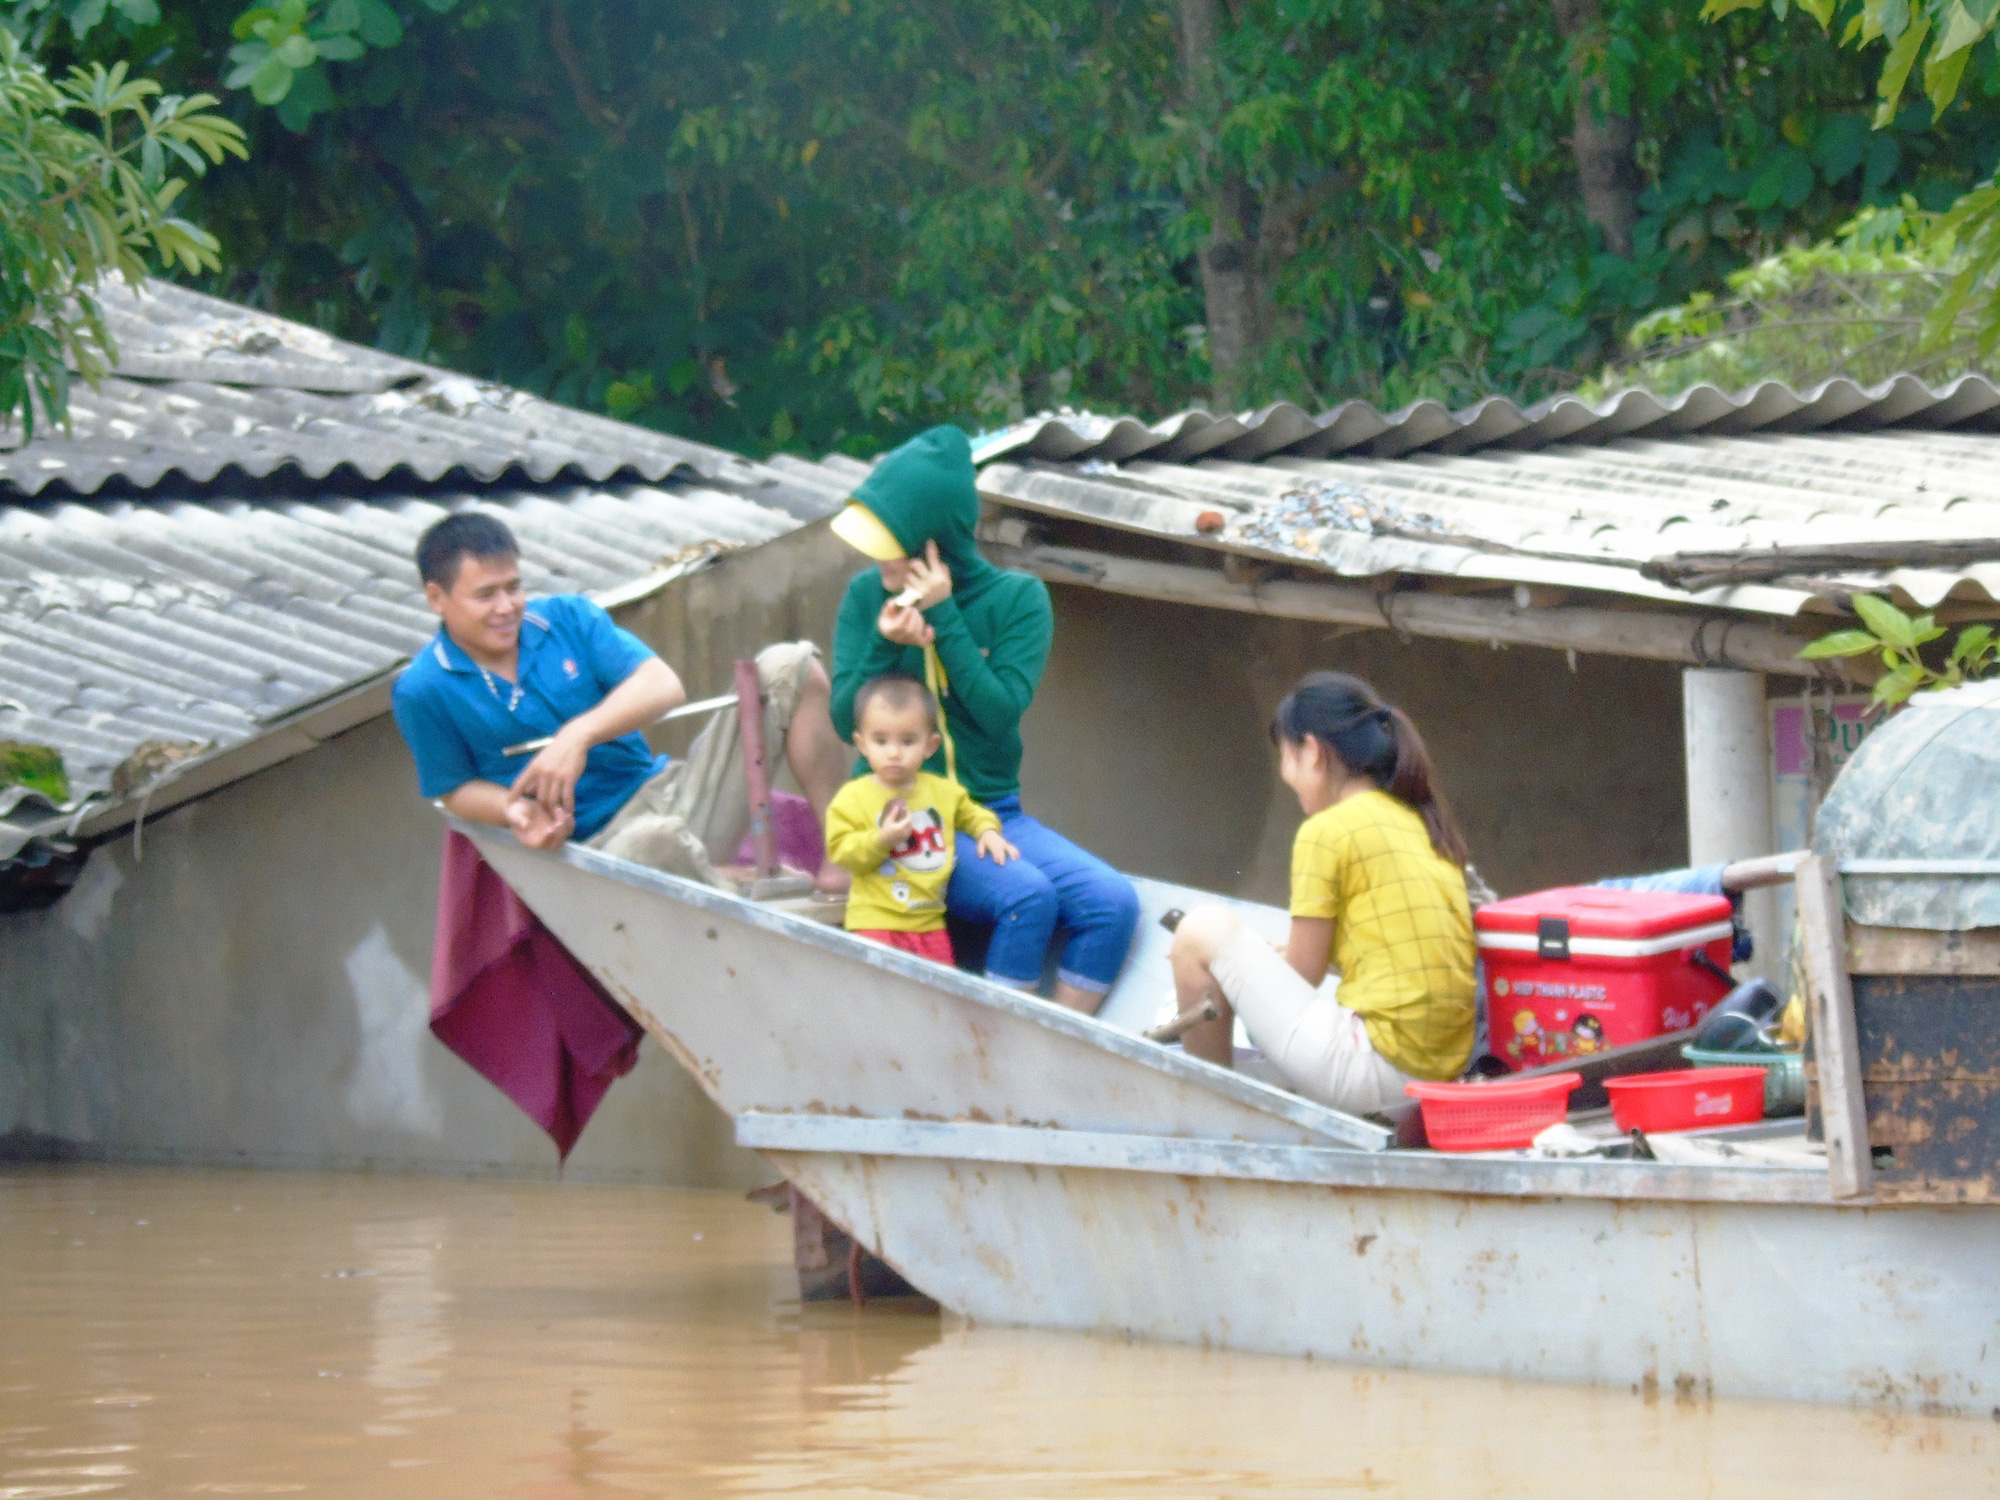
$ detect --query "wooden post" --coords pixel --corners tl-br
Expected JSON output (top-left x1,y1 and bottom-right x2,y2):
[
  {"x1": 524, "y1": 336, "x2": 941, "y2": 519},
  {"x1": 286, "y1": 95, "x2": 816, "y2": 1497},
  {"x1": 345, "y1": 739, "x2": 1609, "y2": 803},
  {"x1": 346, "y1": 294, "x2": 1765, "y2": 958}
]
[
  {"x1": 733, "y1": 658, "x2": 777, "y2": 881},
  {"x1": 1796, "y1": 853, "x2": 1873, "y2": 1199}
]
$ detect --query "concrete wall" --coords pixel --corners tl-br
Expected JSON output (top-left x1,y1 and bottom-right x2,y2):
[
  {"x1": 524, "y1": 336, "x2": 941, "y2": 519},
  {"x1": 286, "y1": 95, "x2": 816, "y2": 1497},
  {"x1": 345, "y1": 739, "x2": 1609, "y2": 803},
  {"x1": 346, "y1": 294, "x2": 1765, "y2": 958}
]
[
  {"x1": 1, "y1": 523, "x2": 1704, "y2": 1181},
  {"x1": 1019, "y1": 586, "x2": 1692, "y2": 905},
  {"x1": 0, "y1": 520, "x2": 867, "y2": 1185}
]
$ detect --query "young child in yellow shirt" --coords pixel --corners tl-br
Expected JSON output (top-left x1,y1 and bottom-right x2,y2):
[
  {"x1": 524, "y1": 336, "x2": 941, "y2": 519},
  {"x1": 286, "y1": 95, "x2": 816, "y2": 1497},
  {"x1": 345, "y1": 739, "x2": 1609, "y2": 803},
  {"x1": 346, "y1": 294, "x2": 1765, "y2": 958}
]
[{"x1": 824, "y1": 675, "x2": 1017, "y2": 964}]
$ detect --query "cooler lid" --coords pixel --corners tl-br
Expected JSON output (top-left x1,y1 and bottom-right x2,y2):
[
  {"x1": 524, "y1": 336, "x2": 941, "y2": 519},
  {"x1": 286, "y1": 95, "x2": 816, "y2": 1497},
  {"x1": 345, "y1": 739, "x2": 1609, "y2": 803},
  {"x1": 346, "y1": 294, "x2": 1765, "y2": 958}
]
[{"x1": 1475, "y1": 886, "x2": 1732, "y2": 945}]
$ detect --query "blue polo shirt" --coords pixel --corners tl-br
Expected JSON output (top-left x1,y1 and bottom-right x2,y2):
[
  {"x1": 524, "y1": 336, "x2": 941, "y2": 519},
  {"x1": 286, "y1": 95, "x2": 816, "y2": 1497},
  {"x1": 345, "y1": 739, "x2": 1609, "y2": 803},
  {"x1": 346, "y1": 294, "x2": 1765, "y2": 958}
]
[{"x1": 391, "y1": 594, "x2": 668, "y2": 840}]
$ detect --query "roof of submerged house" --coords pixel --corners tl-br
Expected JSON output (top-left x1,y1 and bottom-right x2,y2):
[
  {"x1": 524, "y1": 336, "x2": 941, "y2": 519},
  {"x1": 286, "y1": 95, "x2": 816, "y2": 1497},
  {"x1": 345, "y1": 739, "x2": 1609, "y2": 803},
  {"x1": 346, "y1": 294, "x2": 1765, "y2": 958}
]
[
  {"x1": 0, "y1": 282, "x2": 863, "y2": 870},
  {"x1": 970, "y1": 377, "x2": 2000, "y2": 682}
]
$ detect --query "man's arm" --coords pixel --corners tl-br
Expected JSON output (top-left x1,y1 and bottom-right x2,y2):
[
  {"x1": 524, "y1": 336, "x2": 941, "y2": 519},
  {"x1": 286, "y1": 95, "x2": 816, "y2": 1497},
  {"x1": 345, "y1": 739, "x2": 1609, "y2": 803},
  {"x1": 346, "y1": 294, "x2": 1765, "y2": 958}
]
[
  {"x1": 510, "y1": 656, "x2": 685, "y2": 816},
  {"x1": 440, "y1": 778, "x2": 574, "y2": 850}
]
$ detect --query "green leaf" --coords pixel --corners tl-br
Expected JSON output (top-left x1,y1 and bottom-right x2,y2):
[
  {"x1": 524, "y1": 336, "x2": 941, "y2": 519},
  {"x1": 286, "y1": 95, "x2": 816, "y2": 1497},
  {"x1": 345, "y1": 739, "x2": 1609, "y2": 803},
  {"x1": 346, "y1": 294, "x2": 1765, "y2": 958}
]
[
  {"x1": 231, "y1": 6, "x2": 279, "y2": 40},
  {"x1": 1924, "y1": 39, "x2": 1974, "y2": 113},
  {"x1": 66, "y1": 0, "x2": 109, "y2": 38},
  {"x1": 1799, "y1": 629, "x2": 1883, "y2": 658},
  {"x1": 1931, "y1": 0, "x2": 1990, "y2": 60},
  {"x1": 111, "y1": 0, "x2": 162, "y2": 23},
  {"x1": 1872, "y1": 661, "x2": 1927, "y2": 708},
  {"x1": 1875, "y1": 15, "x2": 1932, "y2": 124},
  {"x1": 1798, "y1": 0, "x2": 1836, "y2": 24},
  {"x1": 1851, "y1": 592, "x2": 1919, "y2": 650},
  {"x1": 249, "y1": 51, "x2": 294, "y2": 103},
  {"x1": 352, "y1": 0, "x2": 401, "y2": 46},
  {"x1": 313, "y1": 33, "x2": 363, "y2": 60},
  {"x1": 225, "y1": 47, "x2": 271, "y2": 89},
  {"x1": 273, "y1": 32, "x2": 316, "y2": 67},
  {"x1": 323, "y1": 0, "x2": 361, "y2": 30}
]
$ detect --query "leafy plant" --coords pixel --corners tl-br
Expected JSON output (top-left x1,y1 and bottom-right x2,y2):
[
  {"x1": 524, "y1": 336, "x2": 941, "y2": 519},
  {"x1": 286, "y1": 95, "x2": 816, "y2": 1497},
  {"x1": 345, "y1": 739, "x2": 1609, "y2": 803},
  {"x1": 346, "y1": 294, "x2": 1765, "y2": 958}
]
[
  {"x1": 0, "y1": 740, "x2": 69, "y2": 803},
  {"x1": 226, "y1": 0, "x2": 429, "y2": 131},
  {"x1": 1584, "y1": 202, "x2": 1999, "y2": 394},
  {"x1": 1799, "y1": 592, "x2": 2000, "y2": 708},
  {"x1": 0, "y1": 30, "x2": 247, "y2": 438},
  {"x1": 1703, "y1": 0, "x2": 2000, "y2": 360}
]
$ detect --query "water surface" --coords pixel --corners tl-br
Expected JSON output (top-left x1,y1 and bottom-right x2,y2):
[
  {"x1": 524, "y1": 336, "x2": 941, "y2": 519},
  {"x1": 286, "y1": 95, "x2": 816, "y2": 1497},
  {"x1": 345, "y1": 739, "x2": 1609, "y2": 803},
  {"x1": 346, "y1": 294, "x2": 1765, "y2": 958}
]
[{"x1": 2, "y1": 1167, "x2": 1991, "y2": 1497}]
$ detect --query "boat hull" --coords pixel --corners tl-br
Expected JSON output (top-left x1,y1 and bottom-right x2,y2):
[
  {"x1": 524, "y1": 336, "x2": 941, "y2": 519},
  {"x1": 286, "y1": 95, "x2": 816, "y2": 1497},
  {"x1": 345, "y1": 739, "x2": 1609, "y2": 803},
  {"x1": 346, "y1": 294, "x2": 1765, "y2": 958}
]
[
  {"x1": 463, "y1": 825, "x2": 2000, "y2": 1412},
  {"x1": 755, "y1": 1136, "x2": 1996, "y2": 1411}
]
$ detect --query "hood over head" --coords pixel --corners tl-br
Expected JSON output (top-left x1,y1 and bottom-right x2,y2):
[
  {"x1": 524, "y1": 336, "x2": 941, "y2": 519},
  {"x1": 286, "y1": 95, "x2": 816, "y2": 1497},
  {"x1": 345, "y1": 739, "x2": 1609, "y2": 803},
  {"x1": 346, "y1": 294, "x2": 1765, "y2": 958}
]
[{"x1": 838, "y1": 426, "x2": 999, "y2": 593}]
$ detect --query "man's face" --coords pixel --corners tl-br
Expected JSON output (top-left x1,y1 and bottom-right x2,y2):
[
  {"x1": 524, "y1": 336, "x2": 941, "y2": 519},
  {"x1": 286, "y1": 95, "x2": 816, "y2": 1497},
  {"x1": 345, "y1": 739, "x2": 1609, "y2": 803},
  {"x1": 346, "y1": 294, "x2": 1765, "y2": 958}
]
[{"x1": 425, "y1": 552, "x2": 524, "y2": 660}]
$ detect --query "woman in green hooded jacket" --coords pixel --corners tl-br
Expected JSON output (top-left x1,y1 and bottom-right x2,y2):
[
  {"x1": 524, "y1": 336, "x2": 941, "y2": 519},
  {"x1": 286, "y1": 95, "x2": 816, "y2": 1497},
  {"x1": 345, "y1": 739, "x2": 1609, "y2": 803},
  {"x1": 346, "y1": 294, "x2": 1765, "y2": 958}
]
[{"x1": 828, "y1": 426, "x2": 1139, "y2": 1013}]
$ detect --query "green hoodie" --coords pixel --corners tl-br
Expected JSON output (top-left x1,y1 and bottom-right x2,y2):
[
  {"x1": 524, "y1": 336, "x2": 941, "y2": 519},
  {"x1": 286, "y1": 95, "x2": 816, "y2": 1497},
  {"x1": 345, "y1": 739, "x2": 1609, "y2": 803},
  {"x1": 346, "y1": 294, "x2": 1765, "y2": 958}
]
[{"x1": 831, "y1": 426, "x2": 1054, "y2": 804}]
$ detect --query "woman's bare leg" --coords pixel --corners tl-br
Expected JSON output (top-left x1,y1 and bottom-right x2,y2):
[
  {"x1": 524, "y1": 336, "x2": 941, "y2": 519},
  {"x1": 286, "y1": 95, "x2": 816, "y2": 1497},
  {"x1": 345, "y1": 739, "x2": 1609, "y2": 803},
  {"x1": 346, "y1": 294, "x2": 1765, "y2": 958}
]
[
  {"x1": 1167, "y1": 906, "x2": 1244, "y2": 1067},
  {"x1": 783, "y1": 658, "x2": 855, "y2": 893}
]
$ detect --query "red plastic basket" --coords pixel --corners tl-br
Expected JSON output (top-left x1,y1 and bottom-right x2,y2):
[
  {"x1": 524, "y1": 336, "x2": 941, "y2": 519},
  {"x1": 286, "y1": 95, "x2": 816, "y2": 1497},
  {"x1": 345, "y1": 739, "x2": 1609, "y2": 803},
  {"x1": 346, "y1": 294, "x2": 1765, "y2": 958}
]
[
  {"x1": 1602, "y1": 1067, "x2": 1767, "y2": 1134},
  {"x1": 1404, "y1": 1072, "x2": 1583, "y2": 1152}
]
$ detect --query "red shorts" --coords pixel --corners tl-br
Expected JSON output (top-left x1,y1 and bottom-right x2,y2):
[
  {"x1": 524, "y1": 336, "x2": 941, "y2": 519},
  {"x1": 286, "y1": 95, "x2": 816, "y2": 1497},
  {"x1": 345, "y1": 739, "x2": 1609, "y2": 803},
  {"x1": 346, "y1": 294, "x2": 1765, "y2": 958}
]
[{"x1": 853, "y1": 927, "x2": 956, "y2": 965}]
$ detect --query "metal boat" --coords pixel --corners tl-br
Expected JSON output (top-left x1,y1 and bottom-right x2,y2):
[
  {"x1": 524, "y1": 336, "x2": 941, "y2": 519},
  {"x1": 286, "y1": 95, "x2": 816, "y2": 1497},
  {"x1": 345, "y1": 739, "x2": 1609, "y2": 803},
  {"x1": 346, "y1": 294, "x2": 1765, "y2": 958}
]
[{"x1": 460, "y1": 820, "x2": 2000, "y2": 1413}]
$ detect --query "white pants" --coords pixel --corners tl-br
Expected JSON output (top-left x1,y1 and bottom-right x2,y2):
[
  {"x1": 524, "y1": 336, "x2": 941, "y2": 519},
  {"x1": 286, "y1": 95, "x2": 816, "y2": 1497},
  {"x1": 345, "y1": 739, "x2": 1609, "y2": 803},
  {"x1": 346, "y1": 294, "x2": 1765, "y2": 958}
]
[
  {"x1": 585, "y1": 640, "x2": 819, "y2": 886},
  {"x1": 1209, "y1": 927, "x2": 1415, "y2": 1116}
]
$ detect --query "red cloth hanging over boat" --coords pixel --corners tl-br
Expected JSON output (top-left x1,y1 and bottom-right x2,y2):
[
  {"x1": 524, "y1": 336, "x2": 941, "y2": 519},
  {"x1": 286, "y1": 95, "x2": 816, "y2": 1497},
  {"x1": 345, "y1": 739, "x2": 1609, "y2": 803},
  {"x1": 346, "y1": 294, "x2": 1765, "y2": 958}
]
[{"x1": 429, "y1": 830, "x2": 643, "y2": 1159}]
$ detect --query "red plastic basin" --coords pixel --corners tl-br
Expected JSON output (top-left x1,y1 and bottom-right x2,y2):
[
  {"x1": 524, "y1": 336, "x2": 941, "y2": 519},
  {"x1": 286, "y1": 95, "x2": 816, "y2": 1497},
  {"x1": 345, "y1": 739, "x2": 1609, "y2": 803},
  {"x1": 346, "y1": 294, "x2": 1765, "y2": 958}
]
[
  {"x1": 1405, "y1": 1072, "x2": 1583, "y2": 1152},
  {"x1": 1603, "y1": 1067, "x2": 1767, "y2": 1134}
]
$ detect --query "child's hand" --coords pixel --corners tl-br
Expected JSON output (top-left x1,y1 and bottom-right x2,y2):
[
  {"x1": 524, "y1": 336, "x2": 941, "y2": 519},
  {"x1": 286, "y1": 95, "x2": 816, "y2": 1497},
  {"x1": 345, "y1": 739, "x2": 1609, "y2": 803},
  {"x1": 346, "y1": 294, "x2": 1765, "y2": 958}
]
[
  {"x1": 976, "y1": 829, "x2": 1020, "y2": 865},
  {"x1": 879, "y1": 800, "x2": 915, "y2": 850}
]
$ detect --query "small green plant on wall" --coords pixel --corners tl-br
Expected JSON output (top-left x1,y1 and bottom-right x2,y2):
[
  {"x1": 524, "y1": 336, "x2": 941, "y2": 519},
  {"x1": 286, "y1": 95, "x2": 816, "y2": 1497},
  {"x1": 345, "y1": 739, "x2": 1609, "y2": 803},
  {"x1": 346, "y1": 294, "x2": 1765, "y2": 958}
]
[{"x1": 1800, "y1": 593, "x2": 2000, "y2": 711}]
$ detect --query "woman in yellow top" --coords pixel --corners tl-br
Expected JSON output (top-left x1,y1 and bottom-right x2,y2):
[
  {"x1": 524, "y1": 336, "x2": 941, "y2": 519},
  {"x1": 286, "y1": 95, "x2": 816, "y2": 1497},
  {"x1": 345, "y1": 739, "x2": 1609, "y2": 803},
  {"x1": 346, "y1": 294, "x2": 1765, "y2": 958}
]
[{"x1": 1169, "y1": 671, "x2": 1477, "y2": 1115}]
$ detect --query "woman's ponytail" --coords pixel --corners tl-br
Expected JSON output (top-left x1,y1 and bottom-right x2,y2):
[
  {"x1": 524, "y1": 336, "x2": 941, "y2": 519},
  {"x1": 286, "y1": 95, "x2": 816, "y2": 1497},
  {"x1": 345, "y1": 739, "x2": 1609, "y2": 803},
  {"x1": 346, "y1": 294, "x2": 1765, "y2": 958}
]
[{"x1": 1271, "y1": 672, "x2": 1470, "y2": 868}]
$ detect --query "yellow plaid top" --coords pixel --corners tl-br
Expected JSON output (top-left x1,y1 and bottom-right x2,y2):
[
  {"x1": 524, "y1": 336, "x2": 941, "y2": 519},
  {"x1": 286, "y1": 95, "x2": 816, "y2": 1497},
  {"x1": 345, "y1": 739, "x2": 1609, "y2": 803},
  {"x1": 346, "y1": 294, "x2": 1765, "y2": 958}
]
[{"x1": 1290, "y1": 789, "x2": 1476, "y2": 1081}]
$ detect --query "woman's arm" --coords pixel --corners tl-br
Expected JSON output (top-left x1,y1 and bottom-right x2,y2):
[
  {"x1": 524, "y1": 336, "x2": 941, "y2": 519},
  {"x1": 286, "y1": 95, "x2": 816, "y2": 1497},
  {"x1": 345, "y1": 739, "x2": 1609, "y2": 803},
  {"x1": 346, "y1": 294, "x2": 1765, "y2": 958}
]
[
  {"x1": 1284, "y1": 916, "x2": 1335, "y2": 987},
  {"x1": 925, "y1": 578, "x2": 1053, "y2": 736}
]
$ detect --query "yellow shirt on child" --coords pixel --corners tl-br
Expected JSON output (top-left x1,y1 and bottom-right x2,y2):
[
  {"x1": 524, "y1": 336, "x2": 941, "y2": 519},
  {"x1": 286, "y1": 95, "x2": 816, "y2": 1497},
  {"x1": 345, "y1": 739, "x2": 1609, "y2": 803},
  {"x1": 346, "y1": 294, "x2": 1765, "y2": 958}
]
[
  {"x1": 1290, "y1": 789, "x2": 1476, "y2": 1081},
  {"x1": 825, "y1": 771, "x2": 1001, "y2": 932}
]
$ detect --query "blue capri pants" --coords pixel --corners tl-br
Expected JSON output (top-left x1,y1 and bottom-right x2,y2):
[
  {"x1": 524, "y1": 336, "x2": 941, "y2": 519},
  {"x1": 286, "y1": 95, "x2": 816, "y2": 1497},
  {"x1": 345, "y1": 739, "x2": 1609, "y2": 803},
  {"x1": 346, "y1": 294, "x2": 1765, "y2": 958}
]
[{"x1": 946, "y1": 795, "x2": 1140, "y2": 995}]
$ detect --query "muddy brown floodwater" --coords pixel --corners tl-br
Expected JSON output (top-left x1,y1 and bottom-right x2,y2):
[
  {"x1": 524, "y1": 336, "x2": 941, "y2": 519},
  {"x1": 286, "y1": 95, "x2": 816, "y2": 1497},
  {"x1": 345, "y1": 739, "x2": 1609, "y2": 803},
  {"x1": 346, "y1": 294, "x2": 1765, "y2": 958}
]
[{"x1": 1, "y1": 1167, "x2": 1994, "y2": 1498}]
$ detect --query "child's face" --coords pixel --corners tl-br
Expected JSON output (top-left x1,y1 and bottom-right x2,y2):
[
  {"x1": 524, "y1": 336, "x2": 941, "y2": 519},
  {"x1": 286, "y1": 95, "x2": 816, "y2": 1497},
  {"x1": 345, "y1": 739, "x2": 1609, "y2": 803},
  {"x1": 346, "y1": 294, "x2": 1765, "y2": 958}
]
[{"x1": 855, "y1": 699, "x2": 940, "y2": 786}]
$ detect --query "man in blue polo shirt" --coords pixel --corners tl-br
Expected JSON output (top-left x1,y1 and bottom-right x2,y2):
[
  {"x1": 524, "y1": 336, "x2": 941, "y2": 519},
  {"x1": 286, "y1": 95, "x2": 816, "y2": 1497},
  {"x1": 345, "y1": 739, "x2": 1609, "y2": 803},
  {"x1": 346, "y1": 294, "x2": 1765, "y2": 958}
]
[{"x1": 392, "y1": 512, "x2": 851, "y2": 890}]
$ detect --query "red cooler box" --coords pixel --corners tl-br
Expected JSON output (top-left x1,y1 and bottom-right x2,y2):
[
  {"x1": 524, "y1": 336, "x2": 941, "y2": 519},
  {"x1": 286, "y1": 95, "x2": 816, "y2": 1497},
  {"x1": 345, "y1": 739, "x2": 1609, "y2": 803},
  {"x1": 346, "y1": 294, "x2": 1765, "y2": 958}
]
[{"x1": 1476, "y1": 887, "x2": 1736, "y2": 1071}]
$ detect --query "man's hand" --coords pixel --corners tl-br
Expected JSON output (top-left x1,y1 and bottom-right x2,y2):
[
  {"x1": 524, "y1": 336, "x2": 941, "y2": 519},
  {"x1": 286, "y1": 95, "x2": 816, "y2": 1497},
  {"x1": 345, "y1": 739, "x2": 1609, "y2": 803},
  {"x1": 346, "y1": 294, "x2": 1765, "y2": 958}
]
[
  {"x1": 506, "y1": 793, "x2": 574, "y2": 851},
  {"x1": 975, "y1": 829, "x2": 1019, "y2": 865},
  {"x1": 510, "y1": 723, "x2": 591, "y2": 817}
]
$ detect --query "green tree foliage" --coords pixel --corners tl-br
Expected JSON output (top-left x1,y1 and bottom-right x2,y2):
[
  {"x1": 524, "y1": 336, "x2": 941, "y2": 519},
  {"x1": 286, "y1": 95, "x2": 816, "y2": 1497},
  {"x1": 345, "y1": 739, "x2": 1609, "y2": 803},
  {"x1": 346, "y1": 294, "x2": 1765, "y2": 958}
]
[
  {"x1": 1588, "y1": 202, "x2": 1996, "y2": 392},
  {"x1": 1703, "y1": 0, "x2": 2000, "y2": 355},
  {"x1": 14, "y1": 0, "x2": 2000, "y2": 454},
  {"x1": 0, "y1": 28, "x2": 246, "y2": 436}
]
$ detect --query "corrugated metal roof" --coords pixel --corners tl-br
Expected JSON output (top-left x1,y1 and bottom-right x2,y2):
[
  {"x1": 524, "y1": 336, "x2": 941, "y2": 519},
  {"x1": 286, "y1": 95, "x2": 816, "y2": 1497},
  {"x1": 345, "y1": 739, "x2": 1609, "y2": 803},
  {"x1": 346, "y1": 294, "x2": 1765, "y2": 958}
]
[
  {"x1": 977, "y1": 401, "x2": 2000, "y2": 616},
  {"x1": 0, "y1": 282, "x2": 772, "y2": 497},
  {"x1": 973, "y1": 372, "x2": 2000, "y2": 466},
  {"x1": 0, "y1": 284, "x2": 861, "y2": 867}
]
